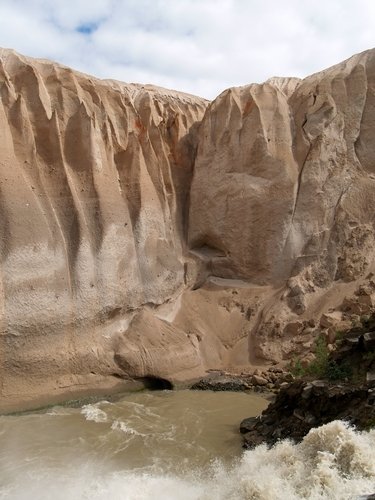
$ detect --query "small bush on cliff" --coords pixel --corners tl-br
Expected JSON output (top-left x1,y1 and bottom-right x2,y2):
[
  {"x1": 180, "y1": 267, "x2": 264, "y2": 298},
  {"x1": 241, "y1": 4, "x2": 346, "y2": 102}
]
[
  {"x1": 334, "y1": 329, "x2": 346, "y2": 343},
  {"x1": 290, "y1": 357, "x2": 304, "y2": 377},
  {"x1": 290, "y1": 336, "x2": 351, "y2": 381},
  {"x1": 305, "y1": 336, "x2": 329, "y2": 377},
  {"x1": 325, "y1": 360, "x2": 352, "y2": 381}
]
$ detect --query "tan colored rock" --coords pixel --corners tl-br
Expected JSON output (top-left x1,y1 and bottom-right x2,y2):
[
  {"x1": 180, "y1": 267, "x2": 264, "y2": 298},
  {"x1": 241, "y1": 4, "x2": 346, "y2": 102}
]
[
  {"x1": 322, "y1": 327, "x2": 337, "y2": 345},
  {"x1": 320, "y1": 311, "x2": 343, "y2": 329},
  {"x1": 0, "y1": 48, "x2": 208, "y2": 410},
  {"x1": 3, "y1": 47, "x2": 375, "y2": 410},
  {"x1": 190, "y1": 49, "x2": 375, "y2": 290},
  {"x1": 358, "y1": 294, "x2": 375, "y2": 307},
  {"x1": 301, "y1": 353, "x2": 316, "y2": 368},
  {"x1": 302, "y1": 341, "x2": 314, "y2": 350},
  {"x1": 189, "y1": 80, "x2": 299, "y2": 284},
  {"x1": 349, "y1": 315, "x2": 362, "y2": 328},
  {"x1": 335, "y1": 319, "x2": 352, "y2": 332},
  {"x1": 341, "y1": 297, "x2": 362, "y2": 315},
  {"x1": 114, "y1": 309, "x2": 203, "y2": 382},
  {"x1": 356, "y1": 284, "x2": 374, "y2": 296},
  {"x1": 252, "y1": 374, "x2": 268, "y2": 386},
  {"x1": 284, "y1": 321, "x2": 304, "y2": 336},
  {"x1": 341, "y1": 294, "x2": 375, "y2": 315}
]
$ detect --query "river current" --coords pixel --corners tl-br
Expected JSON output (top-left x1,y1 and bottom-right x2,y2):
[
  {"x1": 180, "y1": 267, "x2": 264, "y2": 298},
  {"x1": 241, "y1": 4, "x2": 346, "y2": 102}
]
[{"x1": 0, "y1": 390, "x2": 374, "y2": 500}]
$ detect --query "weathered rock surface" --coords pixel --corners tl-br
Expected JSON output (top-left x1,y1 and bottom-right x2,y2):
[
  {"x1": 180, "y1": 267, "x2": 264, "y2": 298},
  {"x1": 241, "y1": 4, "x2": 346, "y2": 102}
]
[
  {"x1": 190, "y1": 367, "x2": 294, "y2": 393},
  {"x1": 242, "y1": 380, "x2": 375, "y2": 449},
  {"x1": 241, "y1": 326, "x2": 375, "y2": 448},
  {"x1": 190, "y1": 49, "x2": 375, "y2": 359},
  {"x1": 0, "y1": 48, "x2": 208, "y2": 410},
  {"x1": 190, "y1": 50, "x2": 375, "y2": 287},
  {"x1": 2, "y1": 47, "x2": 375, "y2": 411}
]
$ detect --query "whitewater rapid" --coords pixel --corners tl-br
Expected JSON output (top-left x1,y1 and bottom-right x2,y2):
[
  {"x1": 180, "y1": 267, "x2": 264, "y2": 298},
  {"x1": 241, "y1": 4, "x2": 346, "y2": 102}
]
[{"x1": 0, "y1": 391, "x2": 374, "y2": 500}]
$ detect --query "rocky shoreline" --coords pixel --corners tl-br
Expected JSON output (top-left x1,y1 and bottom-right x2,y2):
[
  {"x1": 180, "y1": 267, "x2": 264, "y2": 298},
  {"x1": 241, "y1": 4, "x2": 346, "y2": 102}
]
[
  {"x1": 241, "y1": 327, "x2": 375, "y2": 447},
  {"x1": 191, "y1": 368, "x2": 375, "y2": 452},
  {"x1": 190, "y1": 367, "x2": 294, "y2": 394},
  {"x1": 191, "y1": 319, "x2": 375, "y2": 454},
  {"x1": 240, "y1": 379, "x2": 375, "y2": 448}
]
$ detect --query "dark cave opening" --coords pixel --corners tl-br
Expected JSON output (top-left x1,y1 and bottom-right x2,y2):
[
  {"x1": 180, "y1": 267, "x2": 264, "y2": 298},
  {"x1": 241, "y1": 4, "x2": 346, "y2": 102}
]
[{"x1": 140, "y1": 376, "x2": 174, "y2": 390}]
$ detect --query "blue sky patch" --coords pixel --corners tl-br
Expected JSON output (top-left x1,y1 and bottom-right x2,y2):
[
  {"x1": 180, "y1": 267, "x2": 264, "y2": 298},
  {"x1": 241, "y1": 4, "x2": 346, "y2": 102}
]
[{"x1": 76, "y1": 22, "x2": 99, "y2": 35}]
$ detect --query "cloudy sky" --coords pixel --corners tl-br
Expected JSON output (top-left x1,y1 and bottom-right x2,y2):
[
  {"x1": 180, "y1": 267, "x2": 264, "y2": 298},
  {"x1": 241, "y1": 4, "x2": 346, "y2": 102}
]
[{"x1": 0, "y1": 0, "x2": 374, "y2": 99}]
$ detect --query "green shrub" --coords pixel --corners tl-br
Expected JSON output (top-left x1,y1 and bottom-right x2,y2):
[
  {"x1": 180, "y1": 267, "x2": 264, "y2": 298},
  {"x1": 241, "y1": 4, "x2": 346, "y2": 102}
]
[
  {"x1": 326, "y1": 360, "x2": 352, "y2": 381},
  {"x1": 305, "y1": 336, "x2": 329, "y2": 377},
  {"x1": 290, "y1": 357, "x2": 305, "y2": 377},
  {"x1": 290, "y1": 335, "x2": 352, "y2": 380},
  {"x1": 290, "y1": 335, "x2": 358, "y2": 381},
  {"x1": 334, "y1": 330, "x2": 346, "y2": 344}
]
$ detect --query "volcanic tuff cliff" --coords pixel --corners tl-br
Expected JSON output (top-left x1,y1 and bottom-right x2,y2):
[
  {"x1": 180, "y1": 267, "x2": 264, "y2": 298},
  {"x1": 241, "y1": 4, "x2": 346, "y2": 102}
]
[{"x1": 1, "y1": 48, "x2": 375, "y2": 411}]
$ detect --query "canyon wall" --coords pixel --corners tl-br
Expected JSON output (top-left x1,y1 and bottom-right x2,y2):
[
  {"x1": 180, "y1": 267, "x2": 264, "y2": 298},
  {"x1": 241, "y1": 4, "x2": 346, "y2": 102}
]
[
  {"x1": 189, "y1": 49, "x2": 375, "y2": 360},
  {"x1": 1, "y1": 48, "x2": 375, "y2": 411},
  {"x1": 0, "y1": 48, "x2": 208, "y2": 410}
]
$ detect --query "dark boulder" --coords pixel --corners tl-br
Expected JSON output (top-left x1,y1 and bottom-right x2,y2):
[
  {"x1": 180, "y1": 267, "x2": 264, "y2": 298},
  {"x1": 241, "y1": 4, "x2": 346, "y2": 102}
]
[{"x1": 241, "y1": 379, "x2": 375, "y2": 448}]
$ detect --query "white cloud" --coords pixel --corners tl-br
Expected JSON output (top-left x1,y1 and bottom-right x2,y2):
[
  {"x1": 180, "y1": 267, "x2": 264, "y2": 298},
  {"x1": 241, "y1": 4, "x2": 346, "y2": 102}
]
[{"x1": 0, "y1": 0, "x2": 374, "y2": 99}]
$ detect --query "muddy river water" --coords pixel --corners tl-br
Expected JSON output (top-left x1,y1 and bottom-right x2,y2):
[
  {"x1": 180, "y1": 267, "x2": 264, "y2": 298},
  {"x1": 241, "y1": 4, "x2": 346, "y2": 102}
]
[{"x1": 0, "y1": 390, "x2": 374, "y2": 499}]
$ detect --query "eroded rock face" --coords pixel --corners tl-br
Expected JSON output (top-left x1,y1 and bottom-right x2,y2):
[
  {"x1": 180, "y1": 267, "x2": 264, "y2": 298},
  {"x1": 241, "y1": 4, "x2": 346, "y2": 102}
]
[
  {"x1": 0, "y1": 49, "x2": 208, "y2": 409},
  {"x1": 1, "y1": 47, "x2": 375, "y2": 410},
  {"x1": 189, "y1": 50, "x2": 375, "y2": 288},
  {"x1": 189, "y1": 81, "x2": 299, "y2": 283},
  {"x1": 189, "y1": 48, "x2": 375, "y2": 361}
]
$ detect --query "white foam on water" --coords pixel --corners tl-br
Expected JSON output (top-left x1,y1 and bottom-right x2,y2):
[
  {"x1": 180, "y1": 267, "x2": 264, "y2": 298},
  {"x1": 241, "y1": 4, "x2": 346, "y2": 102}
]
[
  {"x1": 0, "y1": 412, "x2": 375, "y2": 500},
  {"x1": 81, "y1": 404, "x2": 108, "y2": 423},
  {"x1": 46, "y1": 406, "x2": 76, "y2": 416},
  {"x1": 224, "y1": 420, "x2": 375, "y2": 500},
  {"x1": 0, "y1": 470, "x2": 205, "y2": 500},
  {"x1": 111, "y1": 419, "x2": 146, "y2": 436},
  {"x1": 1, "y1": 420, "x2": 374, "y2": 500}
]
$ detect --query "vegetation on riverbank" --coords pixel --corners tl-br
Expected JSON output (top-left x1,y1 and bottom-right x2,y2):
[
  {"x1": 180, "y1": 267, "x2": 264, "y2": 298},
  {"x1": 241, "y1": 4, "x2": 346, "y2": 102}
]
[{"x1": 289, "y1": 314, "x2": 375, "y2": 385}]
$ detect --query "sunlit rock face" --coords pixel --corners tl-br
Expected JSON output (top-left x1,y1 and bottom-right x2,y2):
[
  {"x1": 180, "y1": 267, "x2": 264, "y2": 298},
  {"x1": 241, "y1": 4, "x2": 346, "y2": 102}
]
[
  {"x1": 188, "y1": 49, "x2": 375, "y2": 361},
  {"x1": 189, "y1": 80, "x2": 300, "y2": 283},
  {"x1": 1, "y1": 47, "x2": 375, "y2": 411},
  {"x1": 189, "y1": 51, "x2": 375, "y2": 288}
]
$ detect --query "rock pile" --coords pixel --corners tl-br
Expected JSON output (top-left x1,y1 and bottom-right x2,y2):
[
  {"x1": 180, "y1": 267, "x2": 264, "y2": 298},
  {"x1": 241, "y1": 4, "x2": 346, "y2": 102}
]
[
  {"x1": 240, "y1": 327, "x2": 375, "y2": 448},
  {"x1": 190, "y1": 367, "x2": 294, "y2": 393},
  {"x1": 241, "y1": 380, "x2": 375, "y2": 448}
]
